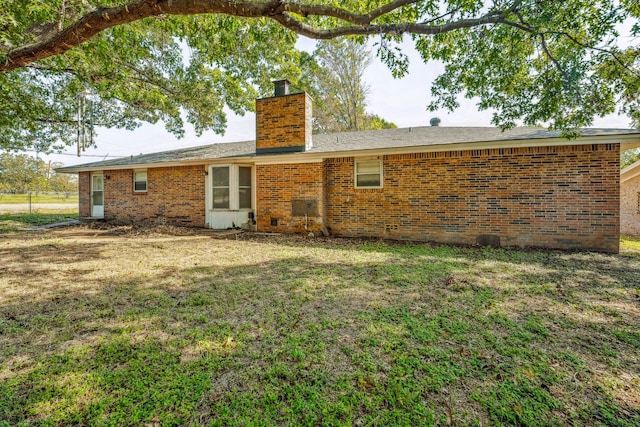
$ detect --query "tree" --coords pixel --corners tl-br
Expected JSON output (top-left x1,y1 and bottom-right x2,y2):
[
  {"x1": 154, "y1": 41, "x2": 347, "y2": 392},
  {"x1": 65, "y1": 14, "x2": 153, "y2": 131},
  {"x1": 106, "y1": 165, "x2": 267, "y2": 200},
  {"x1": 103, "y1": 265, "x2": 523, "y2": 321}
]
[
  {"x1": 47, "y1": 162, "x2": 78, "y2": 193},
  {"x1": 0, "y1": 153, "x2": 47, "y2": 192},
  {"x1": 0, "y1": 154, "x2": 78, "y2": 192},
  {"x1": 0, "y1": 1, "x2": 638, "y2": 152},
  {"x1": 622, "y1": 149, "x2": 640, "y2": 169},
  {"x1": 298, "y1": 38, "x2": 396, "y2": 133},
  {"x1": 1, "y1": 12, "x2": 301, "y2": 152},
  {"x1": 313, "y1": 39, "x2": 371, "y2": 132},
  {"x1": 366, "y1": 114, "x2": 398, "y2": 131}
]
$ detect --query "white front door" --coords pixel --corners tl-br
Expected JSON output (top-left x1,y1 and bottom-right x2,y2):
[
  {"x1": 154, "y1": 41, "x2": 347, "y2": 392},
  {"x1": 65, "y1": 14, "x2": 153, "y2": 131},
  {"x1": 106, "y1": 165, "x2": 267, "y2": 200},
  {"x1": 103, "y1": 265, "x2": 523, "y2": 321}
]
[
  {"x1": 91, "y1": 173, "x2": 104, "y2": 218},
  {"x1": 206, "y1": 165, "x2": 254, "y2": 229}
]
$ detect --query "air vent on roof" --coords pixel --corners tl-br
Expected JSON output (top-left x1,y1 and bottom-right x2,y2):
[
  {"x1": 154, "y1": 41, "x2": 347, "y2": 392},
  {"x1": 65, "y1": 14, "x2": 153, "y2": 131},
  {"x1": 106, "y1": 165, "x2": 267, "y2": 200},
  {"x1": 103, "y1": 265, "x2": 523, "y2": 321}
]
[{"x1": 430, "y1": 117, "x2": 441, "y2": 127}]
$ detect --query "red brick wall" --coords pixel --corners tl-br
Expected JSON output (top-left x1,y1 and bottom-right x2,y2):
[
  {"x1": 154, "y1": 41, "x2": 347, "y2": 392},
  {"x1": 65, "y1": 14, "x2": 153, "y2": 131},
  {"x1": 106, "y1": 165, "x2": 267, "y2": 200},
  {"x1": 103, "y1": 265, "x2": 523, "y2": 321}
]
[
  {"x1": 324, "y1": 144, "x2": 620, "y2": 252},
  {"x1": 101, "y1": 165, "x2": 206, "y2": 226},
  {"x1": 255, "y1": 162, "x2": 324, "y2": 233},
  {"x1": 255, "y1": 93, "x2": 312, "y2": 153},
  {"x1": 77, "y1": 144, "x2": 620, "y2": 252},
  {"x1": 78, "y1": 171, "x2": 91, "y2": 217},
  {"x1": 621, "y1": 173, "x2": 640, "y2": 236}
]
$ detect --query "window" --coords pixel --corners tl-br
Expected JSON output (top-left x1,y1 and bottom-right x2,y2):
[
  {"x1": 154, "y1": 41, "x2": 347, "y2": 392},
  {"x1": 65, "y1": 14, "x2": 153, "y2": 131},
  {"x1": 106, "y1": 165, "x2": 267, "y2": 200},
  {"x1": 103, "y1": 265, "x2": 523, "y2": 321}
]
[
  {"x1": 355, "y1": 159, "x2": 382, "y2": 188},
  {"x1": 210, "y1": 165, "x2": 253, "y2": 210},
  {"x1": 211, "y1": 166, "x2": 230, "y2": 209},
  {"x1": 92, "y1": 174, "x2": 103, "y2": 206},
  {"x1": 133, "y1": 170, "x2": 147, "y2": 192},
  {"x1": 238, "y1": 166, "x2": 252, "y2": 209}
]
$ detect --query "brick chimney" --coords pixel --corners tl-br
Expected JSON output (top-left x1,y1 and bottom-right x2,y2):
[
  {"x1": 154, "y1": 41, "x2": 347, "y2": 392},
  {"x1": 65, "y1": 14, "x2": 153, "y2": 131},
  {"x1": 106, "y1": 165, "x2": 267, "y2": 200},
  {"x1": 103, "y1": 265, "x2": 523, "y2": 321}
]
[{"x1": 255, "y1": 79, "x2": 312, "y2": 154}]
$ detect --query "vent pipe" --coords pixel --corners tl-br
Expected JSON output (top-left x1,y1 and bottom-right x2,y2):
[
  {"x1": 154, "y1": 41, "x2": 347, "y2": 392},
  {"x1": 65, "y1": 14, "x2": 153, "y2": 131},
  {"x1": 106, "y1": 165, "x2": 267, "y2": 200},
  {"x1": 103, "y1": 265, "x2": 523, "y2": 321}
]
[
  {"x1": 274, "y1": 79, "x2": 291, "y2": 97},
  {"x1": 430, "y1": 117, "x2": 441, "y2": 127}
]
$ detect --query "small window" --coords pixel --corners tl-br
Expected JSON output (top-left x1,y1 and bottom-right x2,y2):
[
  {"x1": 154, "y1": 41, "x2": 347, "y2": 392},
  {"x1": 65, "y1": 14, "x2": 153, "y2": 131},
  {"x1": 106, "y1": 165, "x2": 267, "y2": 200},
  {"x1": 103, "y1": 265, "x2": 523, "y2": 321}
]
[
  {"x1": 637, "y1": 192, "x2": 640, "y2": 214},
  {"x1": 355, "y1": 159, "x2": 382, "y2": 188},
  {"x1": 133, "y1": 170, "x2": 147, "y2": 192}
]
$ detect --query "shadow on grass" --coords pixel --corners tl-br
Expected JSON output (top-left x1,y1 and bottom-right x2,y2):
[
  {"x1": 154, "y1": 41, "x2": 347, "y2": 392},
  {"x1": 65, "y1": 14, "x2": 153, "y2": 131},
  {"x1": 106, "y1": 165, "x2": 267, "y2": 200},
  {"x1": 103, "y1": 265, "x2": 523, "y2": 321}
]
[{"x1": 1, "y1": 235, "x2": 639, "y2": 426}]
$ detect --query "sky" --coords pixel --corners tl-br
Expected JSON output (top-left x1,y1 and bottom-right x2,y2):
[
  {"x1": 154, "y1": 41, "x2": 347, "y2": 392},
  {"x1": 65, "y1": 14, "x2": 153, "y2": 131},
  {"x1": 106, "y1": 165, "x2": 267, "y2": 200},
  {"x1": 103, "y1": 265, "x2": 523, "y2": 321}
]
[{"x1": 37, "y1": 36, "x2": 635, "y2": 167}]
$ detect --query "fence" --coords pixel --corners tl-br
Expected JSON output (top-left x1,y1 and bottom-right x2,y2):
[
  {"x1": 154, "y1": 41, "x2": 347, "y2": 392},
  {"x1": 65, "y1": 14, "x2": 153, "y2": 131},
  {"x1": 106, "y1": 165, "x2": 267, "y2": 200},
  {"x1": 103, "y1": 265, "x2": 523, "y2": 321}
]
[{"x1": 0, "y1": 192, "x2": 79, "y2": 214}]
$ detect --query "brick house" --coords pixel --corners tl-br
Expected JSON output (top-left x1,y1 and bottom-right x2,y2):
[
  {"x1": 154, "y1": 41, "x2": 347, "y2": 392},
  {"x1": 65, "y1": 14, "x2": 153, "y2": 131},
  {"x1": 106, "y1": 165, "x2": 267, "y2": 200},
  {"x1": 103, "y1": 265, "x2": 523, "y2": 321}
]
[
  {"x1": 59, "y1": 80, "x2": 640, "y2": 253},
  {"x1": 621, "y1": 160, "x2": 640, "y2": 237}
]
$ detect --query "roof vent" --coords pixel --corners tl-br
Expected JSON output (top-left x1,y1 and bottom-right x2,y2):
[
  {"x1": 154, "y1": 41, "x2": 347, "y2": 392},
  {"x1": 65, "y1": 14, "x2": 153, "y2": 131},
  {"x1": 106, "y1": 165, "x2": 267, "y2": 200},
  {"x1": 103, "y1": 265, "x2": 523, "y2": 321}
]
[
  {"x1": 273, "y1": 79, "x2": 290, "y2": 97},
  {"x1": 430, "y1": 117, "x2": 441, "y2": 127}
]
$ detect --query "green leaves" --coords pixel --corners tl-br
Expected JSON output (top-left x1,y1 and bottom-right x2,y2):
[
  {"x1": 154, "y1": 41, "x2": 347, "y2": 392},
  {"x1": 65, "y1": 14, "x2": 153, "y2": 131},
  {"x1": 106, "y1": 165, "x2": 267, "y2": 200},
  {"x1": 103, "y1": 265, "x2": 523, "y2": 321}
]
[
  {"x1": 0, "y1": 0, "x2": 638, "y2": 151},
  {"x1": 416, "y1": 0, "x2": 638, "y2": 131},
  {"x1": 0, "y1": 13, "x2": 300, "y2": 151},
  {"x1": 0, "y1": 153, "x2": 48, "y2": 192},
  {"x1": 295, "y1": 38, "x2": 396, "y2": 133}
]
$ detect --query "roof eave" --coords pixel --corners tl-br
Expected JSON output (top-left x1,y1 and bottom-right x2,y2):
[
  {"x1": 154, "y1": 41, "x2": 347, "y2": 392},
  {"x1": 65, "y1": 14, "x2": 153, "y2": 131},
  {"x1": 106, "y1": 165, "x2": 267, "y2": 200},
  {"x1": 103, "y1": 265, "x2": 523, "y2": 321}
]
[
  {"x1": 621, "y1": 159, "x2": 640, "y2": 183},
  {"x1": 55, "y1": 155, "x2": 257, "y2": 173},
  {"x1": 256, "y1": 133, "x2": 637, "y2": 164},
  {"x1": 56, "y1": 132, "x2": 640, "y2": 173}
]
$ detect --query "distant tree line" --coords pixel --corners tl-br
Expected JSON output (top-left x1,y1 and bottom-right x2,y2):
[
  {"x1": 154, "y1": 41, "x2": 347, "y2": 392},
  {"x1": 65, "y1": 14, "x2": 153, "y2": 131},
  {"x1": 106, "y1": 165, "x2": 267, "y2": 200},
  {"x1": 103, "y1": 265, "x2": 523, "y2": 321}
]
[{"x1": 0, "y1": 153, "x2": 77, "y2": 193}]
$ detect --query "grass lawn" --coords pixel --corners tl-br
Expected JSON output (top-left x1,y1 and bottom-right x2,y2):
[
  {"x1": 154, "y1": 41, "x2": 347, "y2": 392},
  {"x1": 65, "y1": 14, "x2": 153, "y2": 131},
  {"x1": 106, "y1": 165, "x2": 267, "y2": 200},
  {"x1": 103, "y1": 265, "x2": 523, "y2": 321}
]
[
  {"x1": 0, "y1": 213, "x2": 79, "y2": 233},
  {"x1": 0, "y1": 194, "x2": 78, "y2": 205},
  {"x1": 0, "y1": 227, "x2": 638, "y2": 426}
]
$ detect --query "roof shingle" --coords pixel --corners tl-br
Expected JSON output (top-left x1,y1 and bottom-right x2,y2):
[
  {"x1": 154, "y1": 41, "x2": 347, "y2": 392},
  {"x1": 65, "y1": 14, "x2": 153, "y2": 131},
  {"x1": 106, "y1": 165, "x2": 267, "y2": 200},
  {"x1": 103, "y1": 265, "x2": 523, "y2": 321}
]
[{"x1": 57, "y1": 126, "x2": 640, "y2": 172}]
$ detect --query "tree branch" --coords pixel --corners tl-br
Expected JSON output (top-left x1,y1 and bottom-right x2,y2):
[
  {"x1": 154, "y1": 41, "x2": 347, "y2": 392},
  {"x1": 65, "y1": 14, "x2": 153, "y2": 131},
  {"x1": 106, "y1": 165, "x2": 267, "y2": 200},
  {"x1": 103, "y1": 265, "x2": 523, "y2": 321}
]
[
  {"x1": 1, "y1": 0, "x2": 506, "y2": 72},
  {"x1": 498, "y1": 7, "x2": 639, "y2": 79},
  {"x1": 271, "y1": 12, "x2": 505, "y2": 39},
  {"x1": 365, "y1": 0, "x2": 423, "y2": 24},
  {"x1": 25, "y1": 64, "x2": 77, "y2": 74},
  {"x1": 112, "y1": 58, "x2": 179, "y2": 96},
  {"x1": 418, "y1": 6, "x2": 462, "y2": 26},
  {"x1": 36, "y1": 117, "x2": 81, "y2": 125},
  {"x1": 539, "y1": 33, "x2": 573, "y2": 86},
  {"x1": 26, "y1": 62, "x2": 179, "y2": 96},
  {"x1": 549, "y1": 30, "x2": 640, "y2": 79}
]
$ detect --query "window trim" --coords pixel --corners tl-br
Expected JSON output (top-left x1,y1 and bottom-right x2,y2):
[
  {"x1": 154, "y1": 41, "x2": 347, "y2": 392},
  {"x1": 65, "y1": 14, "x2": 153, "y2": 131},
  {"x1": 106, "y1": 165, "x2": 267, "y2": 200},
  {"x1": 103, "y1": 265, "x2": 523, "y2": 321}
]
[
  {"x1": 133, "y1": 169, "x2": 147, "y2": 193},
  {"x1": 354, "y1": 158, "x2": 383, "y2": 189}
]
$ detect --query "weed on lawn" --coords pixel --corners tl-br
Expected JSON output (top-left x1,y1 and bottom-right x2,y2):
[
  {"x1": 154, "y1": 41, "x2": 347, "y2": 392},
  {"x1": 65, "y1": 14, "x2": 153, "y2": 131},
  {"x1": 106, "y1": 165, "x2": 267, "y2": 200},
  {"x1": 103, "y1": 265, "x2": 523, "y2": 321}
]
[{"x1": 0, "y1": 228, "x2": 638, "y2": 426}]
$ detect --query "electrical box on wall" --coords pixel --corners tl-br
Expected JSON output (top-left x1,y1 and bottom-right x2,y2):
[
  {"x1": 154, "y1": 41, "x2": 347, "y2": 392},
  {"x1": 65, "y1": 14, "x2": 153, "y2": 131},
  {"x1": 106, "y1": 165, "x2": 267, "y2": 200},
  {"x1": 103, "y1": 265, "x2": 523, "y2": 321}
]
[{"x1": 291, "y1": 199, "x2": 319, "y2": 217}]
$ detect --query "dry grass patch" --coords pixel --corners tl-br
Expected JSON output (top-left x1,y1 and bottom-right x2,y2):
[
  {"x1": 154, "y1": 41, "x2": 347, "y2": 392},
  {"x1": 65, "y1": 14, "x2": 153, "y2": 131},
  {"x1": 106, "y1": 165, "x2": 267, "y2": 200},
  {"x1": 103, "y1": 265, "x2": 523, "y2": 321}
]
[{"x1": 0, "y1": 227, "x2": 639, "y2": 426}]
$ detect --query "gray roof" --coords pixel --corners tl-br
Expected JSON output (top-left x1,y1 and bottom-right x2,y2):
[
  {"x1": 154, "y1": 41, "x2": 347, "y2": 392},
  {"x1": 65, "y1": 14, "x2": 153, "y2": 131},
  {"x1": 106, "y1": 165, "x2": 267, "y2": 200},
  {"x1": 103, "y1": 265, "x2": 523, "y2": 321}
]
[
  {"x1": 57, "y1": 126, "x2": 640, "y2": 172},
  {"x1": 309, "y1": 126, "x2": 640, "y2": 152},
  {"x1": 62, "y1": 140, "x2": 255, "y2": 170}
]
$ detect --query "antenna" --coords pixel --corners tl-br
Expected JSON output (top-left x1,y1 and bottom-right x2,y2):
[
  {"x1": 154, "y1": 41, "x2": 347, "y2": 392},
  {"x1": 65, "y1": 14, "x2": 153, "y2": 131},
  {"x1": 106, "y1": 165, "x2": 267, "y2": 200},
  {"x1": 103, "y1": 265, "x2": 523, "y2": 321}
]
[{"x1": 77, "y1": 89, "x2": 95, "y2": 156}]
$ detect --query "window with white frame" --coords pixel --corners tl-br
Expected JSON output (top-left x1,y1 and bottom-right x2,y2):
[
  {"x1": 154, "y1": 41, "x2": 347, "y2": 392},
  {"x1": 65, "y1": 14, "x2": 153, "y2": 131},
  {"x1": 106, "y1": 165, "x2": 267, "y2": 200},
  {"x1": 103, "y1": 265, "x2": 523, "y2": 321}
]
[
  {"x1": 238, "y1": 166, "x2": 252, "y2": 209},
  {"x1": 210, "y1": 165, "x2": 253, "y2": 210},
  {"x1": 133, "y1": 170, "x2": 147, "y2": 192},
  {"x1": 211, "y1": 166, "x2": 230, "y2": 209},
  {"x1": 355, "y1": 159, "x2": 383, "y2": 188}
]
